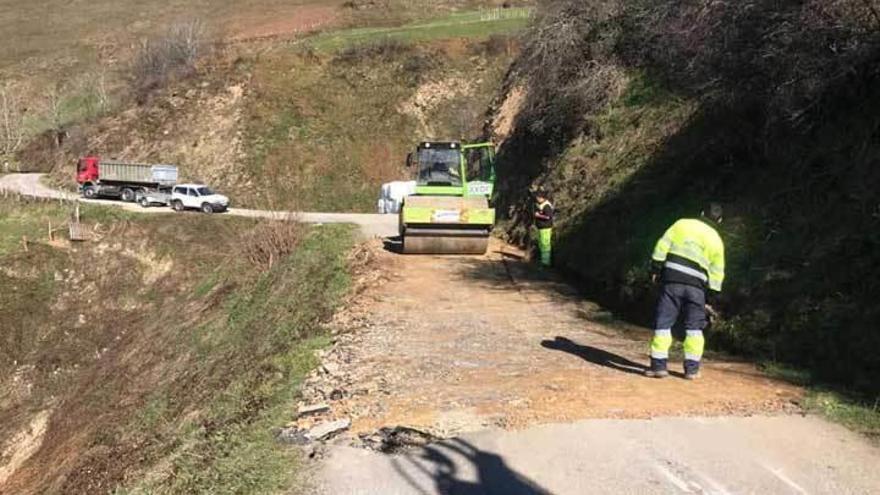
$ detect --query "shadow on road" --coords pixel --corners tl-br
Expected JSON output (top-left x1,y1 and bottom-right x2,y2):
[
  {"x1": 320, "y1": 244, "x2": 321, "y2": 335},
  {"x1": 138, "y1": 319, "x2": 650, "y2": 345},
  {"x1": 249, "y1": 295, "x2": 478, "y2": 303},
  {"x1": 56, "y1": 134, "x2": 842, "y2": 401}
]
[
  {"x1": 541, "y1": 336, "x2": 651, "y2": 377},
  {"x1": 384, "y1": 235, "x2": 404, "y2": 253},
  {"x1": 391, "y1": 438, "x2": 553, "y2": 495}
]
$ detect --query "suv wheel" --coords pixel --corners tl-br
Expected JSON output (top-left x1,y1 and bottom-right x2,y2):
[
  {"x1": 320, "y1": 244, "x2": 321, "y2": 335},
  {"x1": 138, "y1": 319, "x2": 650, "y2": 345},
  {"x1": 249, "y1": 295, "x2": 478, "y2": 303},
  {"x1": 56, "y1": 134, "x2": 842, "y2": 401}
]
[
  {"x1": 139, "y1": 196, "x2": 150, "y2": 208},
  {"x1": 201, "y1": 203, "x2": 214, "y2": 214},
  {"x1": 172, "y1": 200, "x2": 185, "y2": 212}
]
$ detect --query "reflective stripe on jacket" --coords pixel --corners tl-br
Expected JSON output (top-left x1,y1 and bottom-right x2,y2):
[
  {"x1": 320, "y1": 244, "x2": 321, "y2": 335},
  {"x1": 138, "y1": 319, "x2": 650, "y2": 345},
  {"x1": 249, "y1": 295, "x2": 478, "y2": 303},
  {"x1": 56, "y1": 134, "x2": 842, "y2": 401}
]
[{"x1": 652, "y1": 218, "x2": 725, "y2": 292}]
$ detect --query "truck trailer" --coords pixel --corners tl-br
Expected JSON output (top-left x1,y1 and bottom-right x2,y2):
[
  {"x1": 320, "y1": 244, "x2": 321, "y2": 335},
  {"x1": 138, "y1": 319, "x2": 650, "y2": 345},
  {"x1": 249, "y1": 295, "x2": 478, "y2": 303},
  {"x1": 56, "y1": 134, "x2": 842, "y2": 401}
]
[{"x1": 76, "y1": 156, "x2": 178, "y2": 202}]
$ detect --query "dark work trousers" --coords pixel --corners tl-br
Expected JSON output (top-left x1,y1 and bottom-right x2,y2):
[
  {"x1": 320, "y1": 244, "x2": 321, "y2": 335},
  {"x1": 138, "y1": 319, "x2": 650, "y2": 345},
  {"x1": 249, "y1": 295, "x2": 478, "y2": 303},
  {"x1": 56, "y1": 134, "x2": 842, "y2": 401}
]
[{"x1": 650, "y1": 283, "x2": 708, "y2": 374}]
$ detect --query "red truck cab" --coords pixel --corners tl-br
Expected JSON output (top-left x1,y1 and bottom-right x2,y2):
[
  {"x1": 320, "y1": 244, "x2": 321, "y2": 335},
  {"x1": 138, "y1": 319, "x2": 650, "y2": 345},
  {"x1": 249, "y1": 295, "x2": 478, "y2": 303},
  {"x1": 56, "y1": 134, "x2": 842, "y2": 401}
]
[{"x1": 76, "y1": 156, "x2": 100, "y2": 184}]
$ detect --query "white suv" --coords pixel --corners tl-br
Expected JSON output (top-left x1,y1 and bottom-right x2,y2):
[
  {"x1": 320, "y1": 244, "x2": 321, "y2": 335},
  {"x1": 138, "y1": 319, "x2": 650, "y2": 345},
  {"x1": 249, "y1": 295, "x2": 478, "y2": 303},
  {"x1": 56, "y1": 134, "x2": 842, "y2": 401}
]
[{"x1": 170, "y1": 184, "x2": 230, "y2": 214}]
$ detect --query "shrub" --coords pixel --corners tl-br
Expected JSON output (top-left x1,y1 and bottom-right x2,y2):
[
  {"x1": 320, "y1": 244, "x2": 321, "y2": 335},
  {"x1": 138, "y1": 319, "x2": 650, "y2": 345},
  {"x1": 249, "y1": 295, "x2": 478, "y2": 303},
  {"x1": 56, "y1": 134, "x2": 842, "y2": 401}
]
[
  {"x1": 333, "y1": 38, "x2": 413, "y2": 65},
  {"x1": 239, "y1": 216, "x2": 303, "y2": 270},
  {"x1": 131, "y1": 20, "x2": 206, "y2": 101}
]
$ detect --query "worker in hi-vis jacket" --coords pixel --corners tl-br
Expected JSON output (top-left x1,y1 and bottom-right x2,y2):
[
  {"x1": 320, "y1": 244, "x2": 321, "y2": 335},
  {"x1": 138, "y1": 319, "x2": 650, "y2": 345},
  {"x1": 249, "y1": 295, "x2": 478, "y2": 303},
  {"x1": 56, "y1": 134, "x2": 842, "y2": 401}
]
[
  {"x1": 534, "y1": 190, "x2": 554, "y2": 267},
  {"x1": 646, "y1": 203, "x2": 725, "y2": 380}
]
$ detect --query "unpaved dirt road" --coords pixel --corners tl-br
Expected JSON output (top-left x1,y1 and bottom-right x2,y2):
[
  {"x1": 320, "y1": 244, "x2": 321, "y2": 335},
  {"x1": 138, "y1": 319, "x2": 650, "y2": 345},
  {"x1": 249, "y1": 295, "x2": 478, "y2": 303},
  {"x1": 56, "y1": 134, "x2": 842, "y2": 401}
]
[
  {"x1": 0, "y1": 173, "x2": 397, "y2": 238},
  {"x1": 304, "y1": 244, "x2": 880, "y2": 494}
]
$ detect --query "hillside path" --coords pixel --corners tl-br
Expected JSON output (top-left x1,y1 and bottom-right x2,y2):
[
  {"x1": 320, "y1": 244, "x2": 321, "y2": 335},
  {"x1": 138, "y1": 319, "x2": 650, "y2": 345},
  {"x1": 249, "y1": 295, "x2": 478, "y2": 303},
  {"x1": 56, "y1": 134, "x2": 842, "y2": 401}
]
[
  {"x1": 305, "y1": 243, "x2": 880, "y2": 494},
  {"x1": 0, "y1": 173, "x2": 397, "y2": 238}
]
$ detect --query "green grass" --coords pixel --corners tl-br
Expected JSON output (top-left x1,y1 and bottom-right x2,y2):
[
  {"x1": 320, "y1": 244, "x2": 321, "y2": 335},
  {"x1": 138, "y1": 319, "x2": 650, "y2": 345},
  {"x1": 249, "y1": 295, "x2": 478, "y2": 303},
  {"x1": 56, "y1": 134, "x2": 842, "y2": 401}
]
[
  {"x1": 760, "y1": 362, "x2": 880, "y2": 441},
  {"x1": 121, "y1": 224, "x2": 356, "y2": 494},
  {"x1": 194, "y1": 271, "x2": 220, "y2": 297},
  {"x1": 241, "y1": 35, "x2": 516, "y2": 212},
  {"x1": 0, "y1": 196, "x2": 143, "y2": 255},
  {"x1": 0, "y1": 198, "x2": 65, "y2": 254},
  {"x1": 309, "y1": 8, "x2": 532, "y2": 51},
  {"x1": 804, "y1": 391, "x2": 880, "y2": 441}
]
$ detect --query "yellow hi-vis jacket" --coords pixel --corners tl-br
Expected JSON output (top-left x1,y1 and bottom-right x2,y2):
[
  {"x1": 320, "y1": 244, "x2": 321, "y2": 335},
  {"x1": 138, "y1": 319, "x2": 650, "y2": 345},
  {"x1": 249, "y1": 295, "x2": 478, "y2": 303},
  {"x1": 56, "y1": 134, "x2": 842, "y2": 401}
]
[{"x1": 652, "y1": 218, "x2": 725, "y2": 292}]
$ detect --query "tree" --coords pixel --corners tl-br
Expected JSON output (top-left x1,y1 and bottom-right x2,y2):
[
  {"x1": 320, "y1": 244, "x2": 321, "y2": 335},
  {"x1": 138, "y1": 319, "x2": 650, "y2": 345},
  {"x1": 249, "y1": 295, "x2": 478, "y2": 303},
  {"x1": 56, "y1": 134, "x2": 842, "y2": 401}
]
[{"x1": 0, "y1": 80, "x2": 27, "y2": 161}]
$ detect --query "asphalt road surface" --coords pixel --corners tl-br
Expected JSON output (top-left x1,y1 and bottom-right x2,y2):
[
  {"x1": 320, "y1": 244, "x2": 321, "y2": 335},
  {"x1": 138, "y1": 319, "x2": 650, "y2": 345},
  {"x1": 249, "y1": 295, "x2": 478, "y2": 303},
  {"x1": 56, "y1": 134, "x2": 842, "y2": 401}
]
[
  {"x1": 319, "y1": 416, "x2": 880, "y2": 495},
  {"x1": 0, "y1": 173, "x2": 397, "y2": 238}
]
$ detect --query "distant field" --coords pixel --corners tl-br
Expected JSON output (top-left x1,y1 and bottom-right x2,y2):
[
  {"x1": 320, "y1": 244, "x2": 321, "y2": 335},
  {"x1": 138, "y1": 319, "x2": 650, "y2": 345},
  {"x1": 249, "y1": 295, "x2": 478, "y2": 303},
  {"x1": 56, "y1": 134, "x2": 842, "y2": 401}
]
[
  {"x1": 0, "y1": 0, "x2": 530, "y2": 73},
  {"x1": 309, "y1": 7, "x2": 532, "y2": 50},
  {"x1": 0, "y1": 0, "x2": 332, "y2": 73}
]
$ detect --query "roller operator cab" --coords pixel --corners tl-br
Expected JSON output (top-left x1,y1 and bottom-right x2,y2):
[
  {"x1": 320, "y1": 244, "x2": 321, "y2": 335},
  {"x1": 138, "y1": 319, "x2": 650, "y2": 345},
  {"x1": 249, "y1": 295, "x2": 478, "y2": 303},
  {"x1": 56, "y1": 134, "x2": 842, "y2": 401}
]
[{"x1": 399, "y1": 141, "x2": 497, "y2": 255}]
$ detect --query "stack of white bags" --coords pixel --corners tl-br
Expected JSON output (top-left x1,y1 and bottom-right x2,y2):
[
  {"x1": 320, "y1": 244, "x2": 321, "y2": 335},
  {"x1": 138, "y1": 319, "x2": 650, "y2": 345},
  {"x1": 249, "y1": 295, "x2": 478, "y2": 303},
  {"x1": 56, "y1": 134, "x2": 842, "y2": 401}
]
[{"x1": 377, "y1": 181, "x2": 417, "y2": 214}]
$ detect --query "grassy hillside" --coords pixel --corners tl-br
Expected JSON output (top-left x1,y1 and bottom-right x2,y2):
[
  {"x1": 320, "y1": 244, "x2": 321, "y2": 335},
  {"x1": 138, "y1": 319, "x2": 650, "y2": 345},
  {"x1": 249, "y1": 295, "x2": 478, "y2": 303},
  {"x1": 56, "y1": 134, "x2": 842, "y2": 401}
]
[
  {"x1": 33, "y1": 8, "x2": 521, "y2": 212},
  {"x1": 0, "y1": 196, "x2": 356, "y2": 493},
  {"x1": 493, "y1": 0, "x2": 880, "y2": 399},
  {"x1": 242, "y1": 35, "x2": 517, "y2": 211}
]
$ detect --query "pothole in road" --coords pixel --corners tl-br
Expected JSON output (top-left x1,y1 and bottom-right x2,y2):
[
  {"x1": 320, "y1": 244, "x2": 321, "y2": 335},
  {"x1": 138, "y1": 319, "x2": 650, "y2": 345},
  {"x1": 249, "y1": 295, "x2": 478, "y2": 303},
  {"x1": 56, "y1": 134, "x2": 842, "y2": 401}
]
[{"x1": 359, "y1": 426, "x2": 444, "y2": 454}]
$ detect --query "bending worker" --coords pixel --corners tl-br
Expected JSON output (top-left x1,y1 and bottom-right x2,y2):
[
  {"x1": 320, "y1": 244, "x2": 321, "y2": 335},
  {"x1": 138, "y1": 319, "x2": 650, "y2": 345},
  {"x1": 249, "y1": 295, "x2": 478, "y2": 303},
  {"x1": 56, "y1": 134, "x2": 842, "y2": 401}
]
[
  {"x1": 533, "y1": 190, "x2": 554, "y2": 267},
  {"x1": 646, "y1": 203, "x2": 725, "y2": 380}
]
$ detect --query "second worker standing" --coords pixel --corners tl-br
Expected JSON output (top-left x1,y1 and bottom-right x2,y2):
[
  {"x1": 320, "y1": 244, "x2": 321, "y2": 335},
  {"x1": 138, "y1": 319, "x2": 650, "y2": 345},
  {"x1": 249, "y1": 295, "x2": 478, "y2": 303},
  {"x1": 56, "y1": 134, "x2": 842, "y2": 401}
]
[{"x1": 533, "y1": 189, "x2": 555, "y2": 267}]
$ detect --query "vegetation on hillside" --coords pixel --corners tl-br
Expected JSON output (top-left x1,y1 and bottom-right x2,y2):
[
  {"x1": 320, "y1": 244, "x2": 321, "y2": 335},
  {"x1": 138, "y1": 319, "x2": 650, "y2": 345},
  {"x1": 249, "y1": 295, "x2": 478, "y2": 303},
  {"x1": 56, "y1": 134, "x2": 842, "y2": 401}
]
[
  {"x1": 243, "y1": 36, "x2": 516, "y2": 212},
  {"x1": 0, "y1": 196, "x2": 356, "y2": 493},
  {"x1": 494, "y1": 0, "x2": 880, "y2": 398},
  {"x1": 10, "y1": 4, "x2": 522, "y2": 211}
]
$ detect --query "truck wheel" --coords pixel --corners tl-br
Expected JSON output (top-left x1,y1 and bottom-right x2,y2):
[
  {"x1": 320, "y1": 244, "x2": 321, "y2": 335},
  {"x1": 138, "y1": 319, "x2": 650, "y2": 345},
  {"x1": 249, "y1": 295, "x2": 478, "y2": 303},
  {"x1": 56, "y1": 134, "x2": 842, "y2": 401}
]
[
  {"x1": 121, "y1": 188, "x2": 136, "y2": 202},
  {"x1": 139, "y1": 197, "x2": 150, "y2": 208},
  {"x1": 83, "y1": 186, "x2": 97, "y2": 199},
  {"x1": 172, "y1": 200, "x2": 185, "y2": 212},
  {"x1": 201, "y1": 203, "x2": 214, "y2": 214}
]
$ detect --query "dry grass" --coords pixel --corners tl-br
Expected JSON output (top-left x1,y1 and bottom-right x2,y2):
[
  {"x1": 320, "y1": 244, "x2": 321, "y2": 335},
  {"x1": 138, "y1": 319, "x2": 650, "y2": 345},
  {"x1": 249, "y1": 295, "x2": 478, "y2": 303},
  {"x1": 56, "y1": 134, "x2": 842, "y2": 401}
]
[
  {"x1": 239, "y1": 215, "x2": 304, "y2": 269},
  {"x1": 130, "y1": 20, "x2": 208, "y2": 101}
]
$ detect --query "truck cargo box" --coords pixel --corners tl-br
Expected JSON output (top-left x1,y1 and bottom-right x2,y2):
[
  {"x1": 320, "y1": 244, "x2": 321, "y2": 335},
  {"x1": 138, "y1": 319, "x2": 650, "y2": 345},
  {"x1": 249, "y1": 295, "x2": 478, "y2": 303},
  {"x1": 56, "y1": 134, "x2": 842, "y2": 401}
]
[{"x1": 99, "y1": 161, "x2": 178, "y2": 186}]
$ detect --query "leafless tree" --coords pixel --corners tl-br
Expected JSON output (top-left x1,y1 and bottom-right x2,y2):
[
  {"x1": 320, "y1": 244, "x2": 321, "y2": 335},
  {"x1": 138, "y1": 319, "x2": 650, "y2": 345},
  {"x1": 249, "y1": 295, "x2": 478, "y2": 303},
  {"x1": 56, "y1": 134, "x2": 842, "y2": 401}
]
[
  {"x1": 95, "y1": 67, "x2": 110, "y2": 112},
  {"x1": 45, "y1": 83, "x2": 63, "y2": 130},
  {"x1": 0, "y1": 80, "x2": 27, "y2": 160},
  {"x1": 131, "y1": 19, "x2": 206, "y2": 99}
]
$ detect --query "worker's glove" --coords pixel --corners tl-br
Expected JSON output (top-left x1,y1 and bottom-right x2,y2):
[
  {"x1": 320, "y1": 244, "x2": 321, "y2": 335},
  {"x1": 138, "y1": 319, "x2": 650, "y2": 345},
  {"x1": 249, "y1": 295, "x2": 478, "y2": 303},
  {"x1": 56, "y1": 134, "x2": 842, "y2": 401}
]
[
  {"x1": 705, "y1": 304, "x2": 720, "y2": 320},
  {"x1": 649, "y1": 261, "x2": 663, "y2": 284}
]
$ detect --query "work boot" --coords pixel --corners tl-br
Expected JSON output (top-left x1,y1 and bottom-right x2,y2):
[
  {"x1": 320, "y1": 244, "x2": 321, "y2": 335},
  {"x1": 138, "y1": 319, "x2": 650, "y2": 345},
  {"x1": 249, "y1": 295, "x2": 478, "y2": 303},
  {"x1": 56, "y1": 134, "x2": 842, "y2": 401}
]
[
  {"x1": 646, "y1": 358, "x2": 669, "y2": 378},
  {"x1": 645, "y1": 369, "x2": 669, "y2": 379},
  {"x1": 684, "y1": 359, "x2": 701, "y2": 380}
]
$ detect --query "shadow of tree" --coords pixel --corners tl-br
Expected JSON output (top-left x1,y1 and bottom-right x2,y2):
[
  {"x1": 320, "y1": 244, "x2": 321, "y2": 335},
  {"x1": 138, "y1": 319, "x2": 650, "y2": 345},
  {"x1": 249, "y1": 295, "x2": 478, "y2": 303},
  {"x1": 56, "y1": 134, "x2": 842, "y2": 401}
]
[{"x1": 392, "y1": 437, "x2": 554, "y2": 495}]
